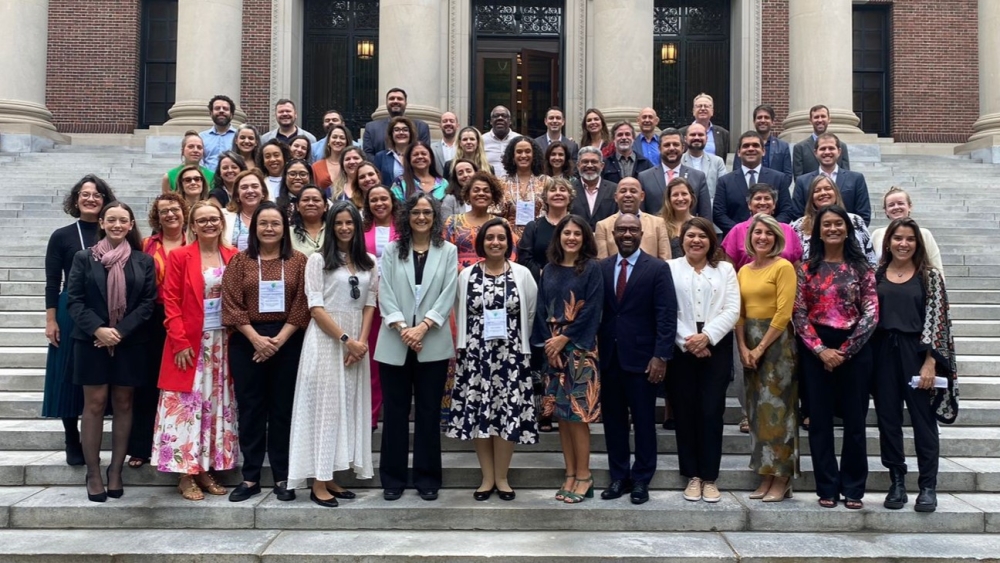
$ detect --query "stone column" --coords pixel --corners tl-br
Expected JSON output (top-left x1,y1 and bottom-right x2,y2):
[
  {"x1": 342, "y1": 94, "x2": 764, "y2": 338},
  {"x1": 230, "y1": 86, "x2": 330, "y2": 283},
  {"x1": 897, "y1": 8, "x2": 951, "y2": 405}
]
[
  {"x1": 374, "y1": 0, "x2": 444, "y2": 136},
  {"x1": 969, "y1": 0, "x2": 1000, "y2": 142},
  {"x1": 164, "y1": 0, "x2": 245, "y2": 127},
  {"x1": 590, "y1": 0, "x2": 653, "y2": 126},
  {"x1": 0, "y1": 0, "x2": 66, "y2": 152},
  {"x1": 782, "y1": 0, "x2": 863, "y2": 138}
]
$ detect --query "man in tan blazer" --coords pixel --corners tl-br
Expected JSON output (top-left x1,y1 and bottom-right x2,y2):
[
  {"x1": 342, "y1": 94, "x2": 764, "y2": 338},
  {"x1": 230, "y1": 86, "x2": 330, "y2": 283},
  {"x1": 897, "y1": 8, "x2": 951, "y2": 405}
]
[{"x1": 595, "y1": 178, "x2": 672, "y2": 260}]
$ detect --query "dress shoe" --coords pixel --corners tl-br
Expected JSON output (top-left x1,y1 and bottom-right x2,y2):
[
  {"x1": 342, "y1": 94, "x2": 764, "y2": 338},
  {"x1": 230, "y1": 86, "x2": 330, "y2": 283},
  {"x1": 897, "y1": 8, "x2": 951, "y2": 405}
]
[
  {"x1": 497, "y1": 488, "x2": 516, "y2": 501},
  {"x1": 762, "y1": 479, "x2": 793, "y2": 502},
  {"x1": 601, "y1": 479, "x2": 633, "y2": 500},
  {"x1": 418, "y1": 489, "x2": 439, "y2": 501},
  {"x1": 915, "y1": 488, "x2": 937, "y2": 513},
  {"x1": 661, "y1": 419, "x2": 676, "y2": 430},
  {"x1": 229, "y1": 482, "x2": 262, "y2": 502},
  {"x1": 701, "y1": 481, "x2": 722, "y2": 503},
  {"x1": 66, "y1": 441, "x2": 85, "y2": 466},
  {"x1": 85, "y1": 473, "x2": 106, "y2": 503},
  {"x1": 273, "y1": 481, "x2": 296, "y2": 501},
  {"x1": 310, "y1": 490, "x2": 339, "y2": 508},
  {"x1": 105, "y1": 466, "x2": 124, "y2": 499},
  {"x1": 326, "y1": 486, "x2": 356, "y2": 500},
  {"x1": 473, "y1": 487, "x2": 495, "y2": 501},
  {"x1": 383, "y1": 488, "x2": 404, "y2": 501},
  {"x1": 884, "y1": 467, "x2": 908, "y2": 509},
  {"x1": 683, "y1": 477, "x2": 703, "y2": 502},
  {"x1": 749, "y1": 476, "x2": 775, "y2": 500},
  {"x1": 630, "y1": 482, "x2": 650, "y2": 505}
]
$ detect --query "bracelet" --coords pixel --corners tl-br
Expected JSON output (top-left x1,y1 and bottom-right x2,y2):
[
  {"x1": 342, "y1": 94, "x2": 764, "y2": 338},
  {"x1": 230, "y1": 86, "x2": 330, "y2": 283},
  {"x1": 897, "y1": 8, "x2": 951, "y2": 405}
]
[{"x1": 421, "y1": 319, "x2": 433, "y2": 330}]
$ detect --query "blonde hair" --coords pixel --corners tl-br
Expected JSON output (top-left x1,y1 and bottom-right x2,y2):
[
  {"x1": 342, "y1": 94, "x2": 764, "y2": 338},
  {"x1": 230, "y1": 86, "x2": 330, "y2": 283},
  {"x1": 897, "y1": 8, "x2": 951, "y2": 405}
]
[
  {"x1": 227, "y1": 169, "x2": 268, "y2": 213},
  {"x1": 801, "y1": 175, "x2": 845, "y2": 235},
  {"x1": 542, "y1": 176, "x2": 576, "y2": 211},
  {"x1": 187, "y1": 200, "x2": 228, "y2": 244},
  {"x1": 882, "y1": 186, "x2": 912, "y2": 210},
  {"x1": 744, "y1": 213, "x2": 785, "y2": 259},
  {"x1": 659, "y1": 177, "x2": 697, "y2": 238},
  {"x1": 456, "y1": 126, "x2": 492, "y2": 173}
]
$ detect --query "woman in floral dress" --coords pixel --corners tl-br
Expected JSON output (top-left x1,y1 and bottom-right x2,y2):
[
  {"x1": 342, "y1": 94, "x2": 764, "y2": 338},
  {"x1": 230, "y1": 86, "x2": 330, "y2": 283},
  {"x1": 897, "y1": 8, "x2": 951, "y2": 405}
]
[
  {"x1": 448, "y1": 218, "x2": 538, "y2": 501},
  {"x1": 444, "y1": 171, "x2": 509, "y2": 271},
  {"x1": 153, "y1": 201, "x2": 240, "y2": 500}
]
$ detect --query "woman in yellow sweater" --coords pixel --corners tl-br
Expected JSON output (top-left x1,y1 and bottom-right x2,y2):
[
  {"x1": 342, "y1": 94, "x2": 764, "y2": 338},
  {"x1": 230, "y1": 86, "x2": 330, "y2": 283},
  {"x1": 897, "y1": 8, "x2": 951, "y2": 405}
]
[{"x1": 735, "y1": 213, "x2": 799, "y2": 503}]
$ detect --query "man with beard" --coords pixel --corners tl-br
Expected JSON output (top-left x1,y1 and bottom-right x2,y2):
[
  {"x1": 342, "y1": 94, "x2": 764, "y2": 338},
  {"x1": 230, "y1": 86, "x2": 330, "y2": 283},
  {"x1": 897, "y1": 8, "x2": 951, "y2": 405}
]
[
  {"x1": 482, "y1": 105, "x2": 516, "y2": 173},
  {"x1": 792, "y1": 104, "x2": 850, "y2": 176},
  {"x1": 310, "y1": 110, "x2": 347, "y2": 162},
  {"x1": 595, "y1": 178, "x2": 671, "y2": 260},
  {"x1": 638, "y1": 128, "x2": 710, "y2": 219},
  {"x1": 713, "y1": 131, "x2": 793, "y2": 235},
  {"x1": 431, "y1": 112, "x2": 459, "y2": 176},
  {"x1": 734, "y1": 104, "x2": 792, "y2": 177},
  {"x1": 597, "y1": 212, "x2": 676, "y2": 505},
  {"x1": 569, "y1": 146, "x2": 618, "y2": 230},
  {"x1": 602, "y1": 122, "x2": 653, "y2": 184},
  {"x1": 792, "y1": 133, "x2": 871, "y2": 224},
  {"x1": 261, "y1": 99, "x2": 317, "y2": 145},
  {"x1": 534, "y1": 106, "x2": 579, "y2": 160},
  {"x1": 679, "y1": 93, "x2": 730, "y2": 163},
  {"x1": 633, "y1": 107, "x2": 660, "y2": 166},
  {"x1": 199, "y1": 95, "x2": 237, "y2": 171},
  {"x1": 361, "y1": 88, "x2": 431, "y2": 160},
  {"x1": 680, "y1": 123, "x2": 726, "y2": 203}
]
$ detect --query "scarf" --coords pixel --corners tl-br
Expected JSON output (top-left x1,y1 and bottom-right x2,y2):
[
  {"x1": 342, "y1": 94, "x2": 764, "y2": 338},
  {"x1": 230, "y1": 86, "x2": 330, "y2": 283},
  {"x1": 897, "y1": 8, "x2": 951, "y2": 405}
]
[{"x1": 91, "y1": 238, "x2": 132, "y2": 328}]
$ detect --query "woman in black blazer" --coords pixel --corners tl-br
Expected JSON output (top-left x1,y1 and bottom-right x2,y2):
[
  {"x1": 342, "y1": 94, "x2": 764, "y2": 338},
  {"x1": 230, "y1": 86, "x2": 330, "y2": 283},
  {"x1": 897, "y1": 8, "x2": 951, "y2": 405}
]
[{"x1": 67, "y1": 201, "x2": 157, "y2": 502}]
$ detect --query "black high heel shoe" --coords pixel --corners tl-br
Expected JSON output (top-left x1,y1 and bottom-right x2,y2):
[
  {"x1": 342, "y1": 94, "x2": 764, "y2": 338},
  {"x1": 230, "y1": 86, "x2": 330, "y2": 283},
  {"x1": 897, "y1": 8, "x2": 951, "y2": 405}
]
[
  {"x1": 106, "y1": 466, "x2": 123, "y2": 499},
  {"x1": 86, "y1": 473, "x2": 107, "y2": 503}
]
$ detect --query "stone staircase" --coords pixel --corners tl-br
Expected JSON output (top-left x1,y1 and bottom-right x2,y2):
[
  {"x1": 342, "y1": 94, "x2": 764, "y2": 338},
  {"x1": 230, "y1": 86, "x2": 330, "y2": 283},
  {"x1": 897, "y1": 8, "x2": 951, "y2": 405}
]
[{"x1": 0, "y1": 147, "x2": 996, "y2": 560}]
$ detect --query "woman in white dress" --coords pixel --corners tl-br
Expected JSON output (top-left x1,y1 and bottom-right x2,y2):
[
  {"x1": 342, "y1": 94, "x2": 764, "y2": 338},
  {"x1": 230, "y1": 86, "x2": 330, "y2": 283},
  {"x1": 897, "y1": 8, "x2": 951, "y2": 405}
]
[{"x1": 287, "y1": 201, "x2": 378, "y2": 507}]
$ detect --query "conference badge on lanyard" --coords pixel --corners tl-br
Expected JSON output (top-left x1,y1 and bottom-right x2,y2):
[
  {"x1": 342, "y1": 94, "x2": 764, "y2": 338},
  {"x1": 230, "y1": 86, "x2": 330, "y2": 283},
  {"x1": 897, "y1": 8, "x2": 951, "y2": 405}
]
[{"x1": 258, "y1": 256, "x2": 286, "y2": 313}]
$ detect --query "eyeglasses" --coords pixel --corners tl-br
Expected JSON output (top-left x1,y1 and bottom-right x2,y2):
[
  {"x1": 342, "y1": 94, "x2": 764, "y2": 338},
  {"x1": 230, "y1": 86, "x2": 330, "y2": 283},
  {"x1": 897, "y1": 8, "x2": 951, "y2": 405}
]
[
  {"x1": 392, "y1": 127, "x2": 410, "y2": 134},
  {"x1": 194, "y1": 216, "x2": 222, "y2": 226},
  {"x1": 286, "y1": 171, "x2": 310, "y2": 178},
  {"x1": 349, "y1": 275, "x2": 360, "y2": 300},
  {"x1": 695, "y1": 103, "x2": 713, "y2": 110},
  {"x1": 158, "y1": 207, "x2": 183, "y2": 217},
  {"x1": 79, "y1": 192, "x2": 104, "y2": 201},
  {"x1": 181, "y1": 176, "x2": 203, "y2": 183},
  {"x1": 491, "y1": 113, "x2": 510, "y2": 119}
]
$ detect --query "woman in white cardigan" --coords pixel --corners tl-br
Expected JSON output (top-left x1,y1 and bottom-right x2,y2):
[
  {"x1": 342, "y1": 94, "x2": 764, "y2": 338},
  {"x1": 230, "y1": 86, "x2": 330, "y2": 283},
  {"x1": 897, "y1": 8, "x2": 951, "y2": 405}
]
[
  {"x1": 667, "y1": 217, "x2": 740, "y2": 504},
  {"x1": 447, "y1": 218, "x2": 538, "y2": 501}
]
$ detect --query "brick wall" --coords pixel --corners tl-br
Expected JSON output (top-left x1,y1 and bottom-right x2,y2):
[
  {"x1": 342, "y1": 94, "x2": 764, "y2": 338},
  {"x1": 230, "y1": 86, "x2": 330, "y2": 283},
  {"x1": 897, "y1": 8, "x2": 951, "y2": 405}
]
[
  {"x1": 46, "y1": 0, "x2": 141, "y2": 134},
  {"x1": 241, "y1": 0, "x2": 272, "y2": 129},
  {"x1": 760, "y1": 0, "x2": 790, "y2": 134}
]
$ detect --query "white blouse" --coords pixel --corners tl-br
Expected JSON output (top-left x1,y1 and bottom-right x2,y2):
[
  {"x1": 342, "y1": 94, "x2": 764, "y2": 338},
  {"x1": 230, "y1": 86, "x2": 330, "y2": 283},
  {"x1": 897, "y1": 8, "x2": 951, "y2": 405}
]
[{"x1": 668, "y1": 256, "x2": 740, "y2": 349}]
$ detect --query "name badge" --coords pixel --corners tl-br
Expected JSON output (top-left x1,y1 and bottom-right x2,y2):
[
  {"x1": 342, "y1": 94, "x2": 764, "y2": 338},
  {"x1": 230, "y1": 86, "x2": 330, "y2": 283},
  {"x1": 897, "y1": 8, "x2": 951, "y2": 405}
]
[
  {"x1": 515, "y1": 199, "x2": 535, "y2": 226},
  {"x1": 483, "y1": 307, "x2": 507, "y2": 341},
  {"x1": 203, "y1": 298, "x2": 223, "y2": 331},
  {"x1": 237, "y1": 232, "x2": 249, "y2": 252},
  {"x1": 413, "y1": 284, "x2": 423, "y2": 320},
  {"x1": 259, "y1": 280, "x2": 286, "y2": 313}
]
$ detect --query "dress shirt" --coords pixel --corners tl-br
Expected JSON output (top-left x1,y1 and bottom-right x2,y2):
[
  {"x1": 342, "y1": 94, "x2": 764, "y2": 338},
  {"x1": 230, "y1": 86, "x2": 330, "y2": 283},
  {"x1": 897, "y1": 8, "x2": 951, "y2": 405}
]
[
  {"x1": 742, "y1": 164, "x2": 762, "y2": 186},
  {"x1": 636, "y1": 135, "x2": 660, "y2": 166},
  {"x1": 199, "y1": 127, "x2": 236, "y2": 171},
  {"x1": 704, "y1": 123, "x2": 717, "y2": 156},
  {"x1": 483, "y1": 129, "x2": 516, "y2": 173},
  {"x1": 583, "y1": 180, "x2": 601, "y2": 213},
  {"x1": 439, "y1": 141, "x2": 457, "y2": 164},
  {"x1": 617, "y1": 152, "x2": 636, "y2": 179},
  {"x1": 819, "y1": 165, "x2": 839, "y2": 183},
  {"x1": 613, "y1": 250, "x2": 640, "y2": 294},
  {"x1": 662, "y1": 164, "x2": 681, "y2": 183}
]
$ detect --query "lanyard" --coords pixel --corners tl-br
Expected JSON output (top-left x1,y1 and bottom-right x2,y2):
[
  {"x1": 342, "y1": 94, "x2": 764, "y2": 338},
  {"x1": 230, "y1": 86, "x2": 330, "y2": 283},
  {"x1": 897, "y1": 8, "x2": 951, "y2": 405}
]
[
  {"x1": 257, "y1": 255, "x2": 285, "y2": 283},
  {"x1": 76, "y1": 222, "x2": 86, "y2": 250}
]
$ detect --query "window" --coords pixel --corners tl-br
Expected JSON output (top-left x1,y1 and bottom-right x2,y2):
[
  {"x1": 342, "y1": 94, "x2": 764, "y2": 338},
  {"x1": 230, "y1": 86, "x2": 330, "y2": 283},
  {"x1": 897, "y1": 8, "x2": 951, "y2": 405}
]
[{"x1": 139, "y1": 0, "x2": 177, "y2": 128}]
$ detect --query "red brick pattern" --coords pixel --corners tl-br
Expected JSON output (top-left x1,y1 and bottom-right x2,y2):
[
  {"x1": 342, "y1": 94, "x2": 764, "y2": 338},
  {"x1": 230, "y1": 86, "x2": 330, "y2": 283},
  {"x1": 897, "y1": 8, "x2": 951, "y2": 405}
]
[
  {"x1": 241, "y1": 0, "x2": 272, "y2": 129},
  {"x1": 45, "y1": 0, "x2": 141, "y2": 134},
  {"x1": 760, "y1": 0, "x2": 790, "y2": 135}
]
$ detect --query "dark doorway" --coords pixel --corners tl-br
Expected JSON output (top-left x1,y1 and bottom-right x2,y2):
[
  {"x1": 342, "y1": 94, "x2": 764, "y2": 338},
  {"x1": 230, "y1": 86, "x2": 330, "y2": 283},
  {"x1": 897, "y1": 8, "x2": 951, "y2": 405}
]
[
  {"x1": 652, "y1": 0, "x2": 731, "y2": 130},
  {"x1": 301, "y1": 0, "x2": 379, "y2": 140},
  {"x1": 472, "y1": 1, "x2": 563, "y2": 137},
  {"x1": 139, "y1": 0, "x2": 177, "y2": 128},
  {"x1": 853, "y1": 6, "x2": 890, "y2": 137}
]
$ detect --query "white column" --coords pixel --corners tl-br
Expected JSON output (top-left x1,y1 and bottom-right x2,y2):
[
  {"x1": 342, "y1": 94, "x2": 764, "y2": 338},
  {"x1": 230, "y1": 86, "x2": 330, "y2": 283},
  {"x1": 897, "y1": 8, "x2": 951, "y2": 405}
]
[
  {"x1": 590, "y1": 0, "x2": 653, "y2": 125},
  {"x1": 375, "y1": 0, "x2": 443, "y2": 134},
  {"x1": 782, "y1": 0, "x2": 862, "y2": 137},
  {"x1": 0, "y1": 0, "x2": 65, "y2": 151},
  {"x1": 164, "y1": 0, "x2": 245, "y2": 127},
  {"x1": 969, "y1": 0, "x2": 1000, "y2": 141}
]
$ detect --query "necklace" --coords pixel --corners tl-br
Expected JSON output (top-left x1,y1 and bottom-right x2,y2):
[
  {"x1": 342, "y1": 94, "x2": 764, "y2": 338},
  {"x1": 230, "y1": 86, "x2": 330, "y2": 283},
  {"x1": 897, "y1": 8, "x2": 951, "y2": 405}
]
[{"x1": 484, "y1": 261, "x2": 507, "y2": 276}]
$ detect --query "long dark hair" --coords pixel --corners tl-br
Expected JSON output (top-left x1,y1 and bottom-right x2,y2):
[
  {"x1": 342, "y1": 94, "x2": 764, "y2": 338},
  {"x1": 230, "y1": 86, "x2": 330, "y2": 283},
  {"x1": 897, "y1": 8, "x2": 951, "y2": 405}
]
[
  {"x1": 395, "y1": 192, "x2": 445, "y2": 259},
  {"x1": 399, "y1": 141, "x2": 442, "y2": 199},
  {"x1": 876, "y1": 217, "x2": 930, "y2": 286},
  {"x1": 257, "y1": 139, "x2": 290, "y2": 176},
  {"x1": 291, "y1": 185, "x2": 328, "y2": 244},
  {"x1": 362, "y1": 185, "x2": 397, "y2": 232},
  {"x1": 679, "y1": 216, "x2": 723, "y2": 267},
  {"x1": 276, "y1": 159, "x2": 313, "y2": 213},
  {"x1": 246, "y1": 201, "x2": 293, "y2": 260},
  {"x1": 97, "y1": 201, "x2": 143, "y2": 251},
  {"x1": 543, "y1": 141, "x2": 575, "y2": 178},
  {"x1": 321, "y1": 201, "x2": 375, "y2": 272},
  {"x1": 232, "y1": 124, "x2": 262, "y2": 164},
  {"x1": 502, "y1": 136, "x2": 543, "y2": 176},
  {"x1": 212, "y1": 151, "x2": 247, "y2": 194},
  {"x1": 64, "y1": 175, "x2": 117, "y2": 218},
  {"x1": 806, "y1": 204, "x2": 868, "y2": 276},
  {"x1": 546, "y1": 214, "x2": 597, "y2": 274},
  {"x1": 445, "y1": 158, "x2": 479, "y2": 206}
]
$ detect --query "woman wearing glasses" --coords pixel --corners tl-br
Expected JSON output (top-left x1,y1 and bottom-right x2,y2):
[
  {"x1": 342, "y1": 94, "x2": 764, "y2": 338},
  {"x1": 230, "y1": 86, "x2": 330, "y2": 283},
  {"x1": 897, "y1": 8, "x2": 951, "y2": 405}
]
[{"x1": 288, "y1": 201, "x2": 378, "y2": 507}]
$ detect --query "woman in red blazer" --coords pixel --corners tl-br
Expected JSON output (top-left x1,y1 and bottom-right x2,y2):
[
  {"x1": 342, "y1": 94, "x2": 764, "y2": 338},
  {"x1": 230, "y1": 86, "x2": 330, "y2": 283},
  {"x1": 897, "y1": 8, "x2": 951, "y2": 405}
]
[{"x1": 151, "y1": 201, "x2": 240, "y2": 501}]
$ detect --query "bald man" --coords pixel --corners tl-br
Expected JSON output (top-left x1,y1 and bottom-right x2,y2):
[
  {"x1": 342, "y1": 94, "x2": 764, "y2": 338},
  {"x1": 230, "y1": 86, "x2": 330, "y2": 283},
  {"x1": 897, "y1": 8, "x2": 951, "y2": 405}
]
[
  {"x1": 595, "y1": 178, "x2": 672, "y2": 260},
  {"x1": 634, "y1": 107, "x2": 661, "y2": 166}
]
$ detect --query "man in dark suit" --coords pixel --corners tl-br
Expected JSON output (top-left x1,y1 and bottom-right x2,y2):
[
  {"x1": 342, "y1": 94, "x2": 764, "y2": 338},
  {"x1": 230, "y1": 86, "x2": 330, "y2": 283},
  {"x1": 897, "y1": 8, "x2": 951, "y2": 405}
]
[
  {"x1": 792, "y1": 133, "x2": 872, "y2": 224},
  {"x1": 638, "y1": 128, "x2": 711, "y2": 218},
  {"x1": 678, "y1": 93, "x2": 730, "y2": 163},
  {"x1": 570, "y1": 146, "x2": 618, "y2": 230},
  {"x1": 598, "y1": 213, "x2": 676, "y2": 505},
  {"x1": 733, "y1": 104, "x2": 792, "y2": 177},
  {"x1": 713, "y1": 131, "x2": 793, "y2": 235},
  {"x1": 534, "y1": 106, "x2": 579, "y2": 161},
  {"x1": 602, "y1": 122, "x2": 653, "y2": 184},
  {"x1": 792, "y1": 104, "x2": 849, "y2": 176},
  {"x1": 362, "y1": 88, "x2": 431, "y2": 160}
]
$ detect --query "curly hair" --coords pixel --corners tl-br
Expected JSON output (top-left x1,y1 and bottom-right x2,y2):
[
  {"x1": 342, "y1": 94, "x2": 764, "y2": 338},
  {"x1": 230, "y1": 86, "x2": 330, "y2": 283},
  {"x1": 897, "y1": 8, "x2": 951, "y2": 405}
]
[
  {"x1": 461, "y1": 170, "x2": 504, "y2": 208},
  {"x1": 63, "y1": 174, "x2": 117, "y2": 218},
  {"x1": 257, "y1": 138, "x2": 290, "y2": 176},
  {"x1": 395, "y1": 192, "x2": 445, "y2": 259},
  {"x1": 543, "y1": 141, "x2": 575, "y2": 178},
  {"x1": 501, "y1": 136, "x2": 543, "y2": 176},
  {"x1": 147, "y1": 192, "x2": 189, "y2": 234}
]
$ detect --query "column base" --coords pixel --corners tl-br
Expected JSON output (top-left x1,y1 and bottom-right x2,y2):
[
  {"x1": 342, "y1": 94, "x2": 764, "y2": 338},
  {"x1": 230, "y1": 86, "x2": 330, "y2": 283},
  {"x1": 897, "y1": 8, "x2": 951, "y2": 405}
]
[
  {"x1": 954, "y1": 134, "x2": 1000, "y2": 164},
  {"x1": 0, "y1": 123, "x2": 69, "y2": 153},
  {"x1": 163, "y1": 100, "x2": 248, "y2": 129}
]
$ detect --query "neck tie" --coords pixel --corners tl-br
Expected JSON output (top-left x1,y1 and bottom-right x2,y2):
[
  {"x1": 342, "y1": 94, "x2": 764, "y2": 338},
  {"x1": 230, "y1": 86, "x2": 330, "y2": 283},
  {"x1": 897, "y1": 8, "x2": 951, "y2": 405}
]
[
  {"x1": 747, "y1": 169, "x2": 757, "y2": 186},
  {"x1": 667, "y1": 169, "x2": 675, "y2": 183},
  {"x1": 616, "y1": 259, "x2": 628, "y2": 302}
]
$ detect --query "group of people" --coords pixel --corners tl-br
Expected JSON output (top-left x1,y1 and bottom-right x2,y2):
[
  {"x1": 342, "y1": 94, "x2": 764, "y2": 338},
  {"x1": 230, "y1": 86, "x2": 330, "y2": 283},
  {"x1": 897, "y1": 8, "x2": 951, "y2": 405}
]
[{"x1": 41, "y1": 89, "x2": 957, "y2": 513}]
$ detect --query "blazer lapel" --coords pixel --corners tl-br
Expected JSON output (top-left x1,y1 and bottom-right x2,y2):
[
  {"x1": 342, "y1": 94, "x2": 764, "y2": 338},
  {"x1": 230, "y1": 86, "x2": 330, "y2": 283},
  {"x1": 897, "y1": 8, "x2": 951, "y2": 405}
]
[
  {"x1": 126, "y1": 254, "x2": 144, "y2": 310},
  {"x1": 422, "y1": 244, "x2": 442, "y2": 293},
  {"x1": 187, "y1": 247, "x2": 206, "y2": 304},
  {"x1": 620, "y1": 251, "x2": 648, "y2": 304},
  {"x1": 91, "y1": 257, "x2": 108, "y2": 307},
  {"x1": 592, "y1": 182, "x2": 612, "y2": 216}
]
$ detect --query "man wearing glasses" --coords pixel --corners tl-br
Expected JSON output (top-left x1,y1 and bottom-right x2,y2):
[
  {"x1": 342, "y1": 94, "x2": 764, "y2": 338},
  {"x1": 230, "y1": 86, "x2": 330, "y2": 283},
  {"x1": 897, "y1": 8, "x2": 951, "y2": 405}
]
[
  {"x1": 483, "y1": 106, "x2": 517, "y2": 173},
  {"x1": 679, "y1": 94, "x2": 730, "y2": 163}
]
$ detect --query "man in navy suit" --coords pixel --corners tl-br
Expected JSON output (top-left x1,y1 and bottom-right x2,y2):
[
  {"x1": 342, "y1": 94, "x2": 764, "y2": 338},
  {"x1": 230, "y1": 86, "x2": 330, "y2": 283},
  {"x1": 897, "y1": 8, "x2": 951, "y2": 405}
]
[
  {"x1": 792, "y1": 104, "x2": 849, "y2": 176},
  {"x1": 638, "y1": 128, "x2": 711, "y2": 218},
  {"x1": 713, "y1": 131, "x2": 793, "y2": 235},
  {"x1": 733, "y1": 104, "x2": 792, "y2": 177},
  {"x1": 362, "y1": 88, "x2": 431, "y2": 160},
  {"x1": 598, "y1": 214, "x2": 676, "y2": 504},
  {"x1": 534, "y1": 106, "x2": 579, "y2": 161},
  {"x1": 792, "y1": 133, "x2": 872, "y2": 224}
]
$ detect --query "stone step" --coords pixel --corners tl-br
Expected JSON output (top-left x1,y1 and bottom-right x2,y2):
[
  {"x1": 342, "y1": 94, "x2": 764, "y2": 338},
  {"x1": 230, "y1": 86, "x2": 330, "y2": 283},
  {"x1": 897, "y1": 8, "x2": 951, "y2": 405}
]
[
  {"x1": 0, "y1": 312, "x2": 44, "y2": 328},
  {"x1": 955, "y1": 337, "x2": 1000, "y2": 355},
  {"x1": 953, "y1": 320, "x2": 1000, "y2": 337},
  {"x1": 0, "y1": 297, "x2": 44, "y2": 312},
  {"x1": 951, "y1": 305, "x2": 1000, "y2": 320},
  {"x1": 0, "y1": 349, "x2": 45, "y2": 369},
  {"x1": 0, "y1": 329, "x2": 45, "y2": 347},
  {"x1": 0, "y1": 370, "x2": 43, "y2": 392},
  {"x1": 0, "y1": 486, "x2": 996, "y2": 535}
]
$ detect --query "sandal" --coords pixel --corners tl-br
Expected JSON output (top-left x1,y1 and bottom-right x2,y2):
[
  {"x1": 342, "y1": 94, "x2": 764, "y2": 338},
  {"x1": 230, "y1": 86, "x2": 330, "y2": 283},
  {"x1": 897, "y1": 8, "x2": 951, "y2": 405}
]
[
  {"x1": 178, "y1": 475, "x2": 205, "y2": 501},
  {"x1": 194, "y1": 472, "x2": 227, "y2": 495},
  {"x1": 127, "y1": 456, "x2": 147, "y2": 469},
  {"x1": 539, "y1": 418, "x2": 554, "y2": 432},
  {"x1": 818, "y1": 497, "x2": 838, "y2": 508},
  {"x1": 739, "y1": 417, "x2": 750, "y2": 434},
  {"x1": 844, "y1": 498, "x2": 864, "y2": 510},
  {"x1": 555, "y1": 474, "x2": 575, "y2": 501},
  {"x1": 563, "y1": 475, "x2": 594, "y2": 504}
]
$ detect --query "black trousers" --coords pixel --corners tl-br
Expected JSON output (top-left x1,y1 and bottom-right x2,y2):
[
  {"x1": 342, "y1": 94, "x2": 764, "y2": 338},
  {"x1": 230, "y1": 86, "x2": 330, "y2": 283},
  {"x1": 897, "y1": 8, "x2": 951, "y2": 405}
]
[
  {"x1": 601, "y1": 350, "x2": 659, "y2": 484},
  {"x1": 801, "y1": 325, "x2": 872, "y2": 500},
  {"x1": 128, "y1": 304, "x2": 164, "y2": 459},
  {"x1": 872, "y1": 330, "x2": 939, "y2": 489},
  {"x1": 667, "y1": 333, "x2": 733, "y2": 482},
  {"x1": 229, "y1": 322, "x2": 302, "y2": 484},
  {"x1": 378, "y1": 351, "x2": 449, "y2": 491}
]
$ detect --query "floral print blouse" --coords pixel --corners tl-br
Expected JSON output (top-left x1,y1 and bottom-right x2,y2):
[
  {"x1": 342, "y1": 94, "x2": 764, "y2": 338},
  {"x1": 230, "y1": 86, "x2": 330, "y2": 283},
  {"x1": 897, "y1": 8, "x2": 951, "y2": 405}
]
[{"x1": 792, "y1": 260, "x2": 878, "y2": 360}]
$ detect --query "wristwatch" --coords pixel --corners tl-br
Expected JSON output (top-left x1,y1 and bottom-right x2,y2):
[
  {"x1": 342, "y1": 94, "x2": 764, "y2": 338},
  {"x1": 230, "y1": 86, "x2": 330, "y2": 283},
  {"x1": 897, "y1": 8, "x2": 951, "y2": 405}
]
[{"x1": 340, "y1": 333, "x2": 350, "y2": 344}]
